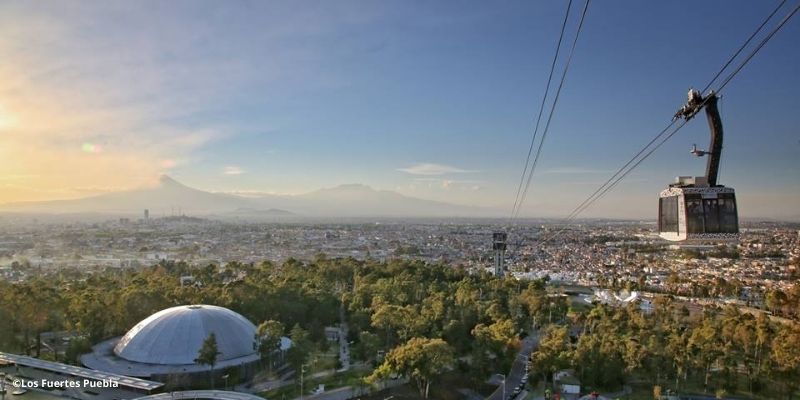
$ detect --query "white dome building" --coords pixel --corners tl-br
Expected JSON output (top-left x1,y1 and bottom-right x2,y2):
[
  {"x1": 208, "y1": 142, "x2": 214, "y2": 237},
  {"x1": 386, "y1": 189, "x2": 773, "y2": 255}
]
[
  {"x1": 114, "y1": 305, "x2": 257, "y2": 365},
  {"x1": 82, "y1": 305, "x2": 279, "y2": 384}
]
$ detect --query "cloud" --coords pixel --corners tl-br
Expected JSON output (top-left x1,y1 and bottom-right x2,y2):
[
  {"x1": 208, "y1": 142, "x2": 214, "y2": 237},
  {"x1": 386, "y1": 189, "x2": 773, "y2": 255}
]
[
  {"x1": 0, "y1": 1, "x2": 378, "y2": 203},
  {"x1": 223, "y1": 166, "x2": 245, "y2": 176},
  {"x1": 397, "y1": 163, "x2": 474, "y2": 176},
  {"x1": 1, "y1": 3, "x2": 498, "y2": 206},
  {"x1": 408, "y1": 177, "x2": 484, "y2": 191},
  {"x1": 539, "y1": 167, "x2": 611, "y2": 175},
  {"x1": 0, "y1": 4, "x2": 260, "y2": 202}
]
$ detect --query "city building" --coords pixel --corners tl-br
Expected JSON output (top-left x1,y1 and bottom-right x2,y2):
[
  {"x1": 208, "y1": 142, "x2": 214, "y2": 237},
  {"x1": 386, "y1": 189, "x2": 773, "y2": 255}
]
[
  {"x1": 81, "y1": 305, "x2": 280, "y2": 386},
  {"x1": 0, "y1": 352, "x2": 164, "y2": 400}
]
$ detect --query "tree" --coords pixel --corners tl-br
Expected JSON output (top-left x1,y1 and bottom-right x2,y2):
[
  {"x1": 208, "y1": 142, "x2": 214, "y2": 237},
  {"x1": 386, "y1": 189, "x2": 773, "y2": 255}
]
[
  {"x1": 688, "y1": 318, "x2": 723, "y2": 392},
  {"x1": 771, "y1": 326, "x2": 800, "y2": 398},
  {"x1": 287, "y1": 324, "x2": 311, "y2": 372},
  {"x1": 666, "y1": 330, "x2": 691, "y2": 391},
  {"x1": 195, "y1": 333, "x2": 221, "y2": 389},
  {"x1": 530, "y1": 326, "x2": 571, "y2": 385},
  {"x1": 623, "y1": 336, "x2": 647, "y2": 374},
  {"x1": 64, "y1": 337, "x2": 92, "y2": 365},
  {"x1": 256, "y1": 320, "x2": 284, "y2": 373},
  {"x1": 10, "y1": 282, "x2": 63, "y2": 356},
  {"x1": 765, "y1": 289, "x2": 788, "y2": 316},
  {"x1": 353, "y1": 331, "x2": 381, "y2": 363},
  {"x1": 368, "y1": 337, "x2": 455, "y2": 398}
]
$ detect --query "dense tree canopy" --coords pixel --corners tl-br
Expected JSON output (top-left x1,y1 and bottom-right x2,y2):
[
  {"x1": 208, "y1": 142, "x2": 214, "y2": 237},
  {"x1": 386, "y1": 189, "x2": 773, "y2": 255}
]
[
  {"x1": 529, "y1": 299, "x2": 800, "y2": 399},
  {"x1": 2, "y1": 256, "x2": 797, "y2": 398},
  {"x1": 368, "y1": 337, "x2": 455, "y2": 398},
  {"x1": 0, "y1": 257, "x2": 545, "y2": 389}
]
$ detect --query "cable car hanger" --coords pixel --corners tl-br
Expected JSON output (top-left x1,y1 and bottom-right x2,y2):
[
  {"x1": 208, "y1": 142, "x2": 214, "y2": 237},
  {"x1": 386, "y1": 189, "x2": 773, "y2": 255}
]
[{"x1": 658, "y1": 89, "x2": 739, "y2": 242}]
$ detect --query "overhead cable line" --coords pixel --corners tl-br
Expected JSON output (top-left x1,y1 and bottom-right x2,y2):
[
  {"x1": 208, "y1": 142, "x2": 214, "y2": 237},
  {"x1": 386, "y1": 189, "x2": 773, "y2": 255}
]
[
  {"x1": 558, "y1": 120, "x2": 678, "y2": 225},
  {"x1": 512, "y1": 0, "x2": 592, "y2": 221},
  {"x1": 558, "y1": 0, "x2": 794, "y2": 228},
  {"x1": 509, "y1": 0, "x2": 574, "y2": 223},
  {"x1": 540, "y1": 0, "x2": 800, "y2": 244},
  {"x1": 701, "y1": 0, "x2": 789, "y2": 94},
  {"x1": 715, "y1": 1, "x2": 799, "y2": 94}
]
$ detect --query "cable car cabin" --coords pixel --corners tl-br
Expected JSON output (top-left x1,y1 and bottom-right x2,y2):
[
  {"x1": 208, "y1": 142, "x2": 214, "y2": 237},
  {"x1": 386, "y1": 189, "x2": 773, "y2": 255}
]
[
  {"x1": 660, "y1": 89, "x2": 739, "y2": 242},
  {"x1": 658, "y1": 176, "x2": 738, "y2": 242}
]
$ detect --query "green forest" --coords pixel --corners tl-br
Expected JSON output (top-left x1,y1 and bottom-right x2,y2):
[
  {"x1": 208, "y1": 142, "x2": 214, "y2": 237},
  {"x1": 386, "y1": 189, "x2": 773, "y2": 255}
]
[
  {"x1": 0, "y1": 258, "x2": 552, "y2": 397},
  {"x1": 0, "y1": 258, "x2": 799, "y2": 399},
  {"x1": 531, "y1": 299, "x2": 800, "y2": 399}
]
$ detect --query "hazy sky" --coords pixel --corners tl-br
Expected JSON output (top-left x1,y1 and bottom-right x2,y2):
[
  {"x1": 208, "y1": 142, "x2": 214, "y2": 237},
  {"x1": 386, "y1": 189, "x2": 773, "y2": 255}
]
[{"x1": 1, "y1": 1, "x2": 798, "y2": 219}]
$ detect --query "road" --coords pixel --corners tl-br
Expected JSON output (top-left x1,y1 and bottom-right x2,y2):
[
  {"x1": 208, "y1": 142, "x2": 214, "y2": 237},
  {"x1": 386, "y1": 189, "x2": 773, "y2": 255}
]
[
  {"x1": 486, "y1": 332, "x2": 539, "y2": 400},
  {"x1": 338, "y1": 301, "x2": 351, "y2": 372}
]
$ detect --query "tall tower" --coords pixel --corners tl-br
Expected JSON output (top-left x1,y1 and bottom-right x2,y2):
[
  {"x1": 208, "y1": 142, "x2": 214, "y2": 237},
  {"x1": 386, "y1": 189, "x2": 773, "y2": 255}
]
[
  {"x1": 144, "y1": 209, "x2": 150, "y2": 221},
  {"x1": 492, "y1": 232, "x2": 507, "y2": 277}
]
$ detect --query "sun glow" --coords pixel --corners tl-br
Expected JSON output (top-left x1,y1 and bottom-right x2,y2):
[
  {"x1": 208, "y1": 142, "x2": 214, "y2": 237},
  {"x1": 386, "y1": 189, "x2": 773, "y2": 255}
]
[{"x1": 0, "y1": 104, "x2": 16, "y2": 130}]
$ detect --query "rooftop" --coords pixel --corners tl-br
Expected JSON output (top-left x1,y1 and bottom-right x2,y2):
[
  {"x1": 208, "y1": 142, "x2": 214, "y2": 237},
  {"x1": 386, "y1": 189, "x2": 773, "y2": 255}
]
[
  {"x1": 134, "y1": 390, "x2": 264, "y2": 400},
  {"x1": 0, "y1": 352, "x2": 164, "y2": 392},
  {"x1": 114, "y1": 305, "x2": 258, "y2": 365},
  {"x1": 82, "y1": 338, "x2": 261, "y2": 378}
]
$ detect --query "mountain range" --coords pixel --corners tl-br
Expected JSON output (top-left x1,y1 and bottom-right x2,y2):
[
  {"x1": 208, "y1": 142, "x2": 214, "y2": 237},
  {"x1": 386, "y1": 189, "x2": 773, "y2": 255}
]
[{"x1": 0, "y1": 175, "x2": 488, "y2": 218}]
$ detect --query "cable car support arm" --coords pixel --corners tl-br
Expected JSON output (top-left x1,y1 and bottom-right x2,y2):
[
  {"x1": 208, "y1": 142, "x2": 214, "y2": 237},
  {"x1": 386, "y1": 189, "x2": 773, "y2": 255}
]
[{"x1": 673, "y1": 89, "x2": 724, "y2": 186}]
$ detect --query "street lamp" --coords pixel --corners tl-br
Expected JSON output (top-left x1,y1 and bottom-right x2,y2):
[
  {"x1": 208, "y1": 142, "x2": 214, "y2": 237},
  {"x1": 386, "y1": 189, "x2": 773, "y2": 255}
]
[
  {"x1": 499, "y1": 374, "x2": 506, "y2": 400},
  {"x1": 1, "y1": 372, "x2": 6, "y2": 400},
  {"x1": 300, "y1": 358, "x2": 317, "y2": 400},
  {"x1": 300, "y1": 364, "x2": 307, "y2": 400}
]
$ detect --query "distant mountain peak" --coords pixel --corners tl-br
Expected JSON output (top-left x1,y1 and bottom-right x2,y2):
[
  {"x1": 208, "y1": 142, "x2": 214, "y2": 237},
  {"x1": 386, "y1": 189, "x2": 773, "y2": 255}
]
[
  {"x1": 332, "y1": 183, "x2": 374, "y2": 191},
  {"x1": 230, "y1": 207, "x2": 294, "y2": 216},
  {"x1": 158, "y1": 174, "x2": 189, "y2": 189},
  {"x1": 0, "y1": 176, "x2": 489, "y2": 217}
]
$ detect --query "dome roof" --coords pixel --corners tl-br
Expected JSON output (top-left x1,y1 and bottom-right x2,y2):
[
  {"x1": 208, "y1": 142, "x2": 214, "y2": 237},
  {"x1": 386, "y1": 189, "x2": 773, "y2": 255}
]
[{"x1": 114, "y1": 305, "x2": 257, "y2": 365}]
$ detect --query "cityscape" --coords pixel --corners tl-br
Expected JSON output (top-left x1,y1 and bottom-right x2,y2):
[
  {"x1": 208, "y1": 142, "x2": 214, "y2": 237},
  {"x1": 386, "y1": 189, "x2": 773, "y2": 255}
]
[
  {"x1": 1, "y1": 215, "x2": 798, "y2": 305},
  {"x1": 1, "y1": 1, "x2": 800, "y2": 400}
]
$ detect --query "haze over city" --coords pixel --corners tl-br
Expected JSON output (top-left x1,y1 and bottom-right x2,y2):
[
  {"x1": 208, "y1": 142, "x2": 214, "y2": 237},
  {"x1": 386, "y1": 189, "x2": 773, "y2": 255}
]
[
  {"x1": 1, "y1": 0, "x2": 799, "y2": 219},
  {"x1": 3, "y1": 2, "x2": 800, "y2": 400}
]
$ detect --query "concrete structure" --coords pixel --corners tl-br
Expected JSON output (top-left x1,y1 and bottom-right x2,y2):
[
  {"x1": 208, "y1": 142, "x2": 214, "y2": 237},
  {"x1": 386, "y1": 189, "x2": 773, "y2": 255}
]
[
  {"x1": 324, "y1": 327, "x2": 340, "y2": 342},
  {"x1": 492, "y1": 232, "x2": 507, "y2": 277},
  {"x1": 554, "y1": 370, "x2": 581, "y2": 397},
  {"x1": 115, "y1": 305, "x2": 257, "y2": 365},
  {"x1": 82, "y1": 305, "x2": 264, "y2": 387},
  {"x1": 583, "y1": 290, "x2": 653, "y2": 313},
  {"x1": 0, "y1": 351, "x2": 163, "y2": 400},
  {"x1": 133, "y1": 390, "x2": 264, "y2": 400}
]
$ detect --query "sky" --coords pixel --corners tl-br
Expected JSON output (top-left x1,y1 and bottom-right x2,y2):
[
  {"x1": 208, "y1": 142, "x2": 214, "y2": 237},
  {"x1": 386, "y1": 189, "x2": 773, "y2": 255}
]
[{"x1": 0, "y1": 0, "x2": 798, "y2": 219}]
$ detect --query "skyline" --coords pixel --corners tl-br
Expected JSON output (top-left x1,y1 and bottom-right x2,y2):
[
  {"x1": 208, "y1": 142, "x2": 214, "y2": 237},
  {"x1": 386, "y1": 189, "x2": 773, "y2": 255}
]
[{"x1": 1, "y1": 1, "x2": 799, "y2": 219}]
